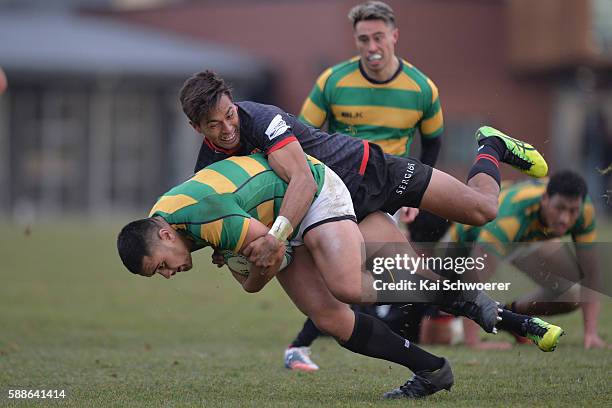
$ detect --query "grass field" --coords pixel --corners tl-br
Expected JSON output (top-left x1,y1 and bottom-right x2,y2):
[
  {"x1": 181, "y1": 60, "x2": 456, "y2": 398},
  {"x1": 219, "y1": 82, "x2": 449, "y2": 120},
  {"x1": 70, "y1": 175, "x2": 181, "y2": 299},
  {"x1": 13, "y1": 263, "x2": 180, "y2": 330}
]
[{"x1": 0, "y1": 220, "x2": 611, "y2": 407}]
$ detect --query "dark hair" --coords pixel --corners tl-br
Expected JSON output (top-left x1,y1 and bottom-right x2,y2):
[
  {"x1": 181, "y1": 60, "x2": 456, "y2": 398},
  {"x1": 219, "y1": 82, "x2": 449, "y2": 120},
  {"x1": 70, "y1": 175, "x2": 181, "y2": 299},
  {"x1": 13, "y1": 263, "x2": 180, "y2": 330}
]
[
  {"x1": 546, "y1": 170, "x2": 588, "y2": 199},
  {"x1": 348, "y1": 1, "x2": 396, "y2": 28},
  {"x1": 117, "y1": 218, "x2": 160, "y2": 275},
  {"x1": 179, "y1": 70, "x2": 233, "y2": 125}
]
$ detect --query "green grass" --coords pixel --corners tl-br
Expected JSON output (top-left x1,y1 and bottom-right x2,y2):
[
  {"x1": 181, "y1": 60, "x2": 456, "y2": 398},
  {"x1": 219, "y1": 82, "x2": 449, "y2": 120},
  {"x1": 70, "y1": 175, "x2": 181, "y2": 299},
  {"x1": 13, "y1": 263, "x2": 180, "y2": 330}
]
[{"x1": 0, "y1": 221, "x2": 611, "y2": 407}]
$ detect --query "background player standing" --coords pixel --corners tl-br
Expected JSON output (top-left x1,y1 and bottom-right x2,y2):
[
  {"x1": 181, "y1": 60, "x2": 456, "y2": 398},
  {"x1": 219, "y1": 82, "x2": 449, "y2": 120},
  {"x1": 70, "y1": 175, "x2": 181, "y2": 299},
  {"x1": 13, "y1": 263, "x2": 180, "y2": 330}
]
[{"x1": 286, "y1": 0, "x2": 450, "y2": 370}]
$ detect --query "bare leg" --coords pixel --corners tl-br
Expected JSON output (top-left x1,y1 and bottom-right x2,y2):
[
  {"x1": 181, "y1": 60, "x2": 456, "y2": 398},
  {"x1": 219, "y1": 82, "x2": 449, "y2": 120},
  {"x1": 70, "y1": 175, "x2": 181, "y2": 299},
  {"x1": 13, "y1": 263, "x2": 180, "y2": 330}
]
[
  {"x1": 462, "y1": 318, "x2": 512, "y2": 350},
  {"x1": 277, "y1": 246, "x2": 356, "y2": 342},
  {"x1": 358, "y1": 211, "x2": 448, "y2": 282},
  {"x1": 277, "y1": 246, "x2": 450, "y2": 383},
  {"x1": 420, "y1": 169, "x2": 498, "y2": 226},
  {"x1": 304, "y1": 219, "x2": 380, "y2": 304},
  {"x1": 510, "y1": 240, "x2": 582, "y2": 315}
]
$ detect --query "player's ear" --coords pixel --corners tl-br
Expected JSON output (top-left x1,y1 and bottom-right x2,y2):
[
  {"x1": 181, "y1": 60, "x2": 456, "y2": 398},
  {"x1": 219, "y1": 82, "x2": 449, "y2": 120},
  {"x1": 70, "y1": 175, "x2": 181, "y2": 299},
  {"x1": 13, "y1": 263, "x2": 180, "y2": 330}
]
[
  {"x1": 158, "y1": 227, "x2": 174, "y2": 241},
  {"x1": 392, "y1": 27, "x2": 399, "y2": 43}
]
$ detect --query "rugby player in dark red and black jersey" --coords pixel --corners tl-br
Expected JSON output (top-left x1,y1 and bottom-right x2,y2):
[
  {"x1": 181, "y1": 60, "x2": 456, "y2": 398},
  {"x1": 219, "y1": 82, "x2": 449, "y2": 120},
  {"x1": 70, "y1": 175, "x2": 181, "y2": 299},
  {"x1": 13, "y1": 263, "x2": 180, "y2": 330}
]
[{"x1": 184, "y1": 71, "x2": 547, "y2": 265}]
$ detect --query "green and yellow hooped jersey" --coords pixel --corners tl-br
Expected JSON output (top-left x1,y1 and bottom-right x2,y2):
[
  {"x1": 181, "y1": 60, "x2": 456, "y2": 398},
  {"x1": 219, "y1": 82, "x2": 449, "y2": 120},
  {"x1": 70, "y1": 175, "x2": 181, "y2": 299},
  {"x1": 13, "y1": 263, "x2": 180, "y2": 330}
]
[
  {"x1": 451, "y1": 179, "x2": 597, "y2": 255},
  {"x1": 149, "y1": 153, "x2": 326, "y2": 253},
  {"x1": 299, "y1": 56, "x2": 443, "y2": 157}
]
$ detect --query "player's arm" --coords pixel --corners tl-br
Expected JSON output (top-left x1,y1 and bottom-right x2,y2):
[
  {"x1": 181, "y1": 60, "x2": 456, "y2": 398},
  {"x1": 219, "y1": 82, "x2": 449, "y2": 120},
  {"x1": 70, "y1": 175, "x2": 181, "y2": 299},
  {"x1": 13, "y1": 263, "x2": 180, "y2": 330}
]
[
  {"x1": 419, "y1": 78, "x2": 444, "y2": 167},
  {"x1": 268, "y1": 141, "x2": 317, "y2": 229},
  {"x1": 572, "y1": 201, "x2": 607, "y2": 348},
  {"x1": 574, "y1": 237, "x2": 606, "y2": 348},
  {"x1": 298, "y1": 70, "x2": 331, "y2": 129},
  {"x1": 211, "y1": 212, "x2": 284, "y2": 292},
  {"x1": 0, "y1": 67, "x2": 7, "y2": 95},
  {"x1": 243, "y1": 141, "x2": 317, "y2": 267},
  {"x1": 420, "y1": 136, "x2": 442, "y2": 167},
  {"x1": 229, "y1": 269, "x2": 247, "y2": 285},
  {"x1": 239, "y1": 218, "x2": 285, "y2": 293},
  {"x1": 575, "y1": 245, "x2": 605, "y2": 348},
  {"x1": 211, "y1": 248, "x2": 225, "y2": 268}
]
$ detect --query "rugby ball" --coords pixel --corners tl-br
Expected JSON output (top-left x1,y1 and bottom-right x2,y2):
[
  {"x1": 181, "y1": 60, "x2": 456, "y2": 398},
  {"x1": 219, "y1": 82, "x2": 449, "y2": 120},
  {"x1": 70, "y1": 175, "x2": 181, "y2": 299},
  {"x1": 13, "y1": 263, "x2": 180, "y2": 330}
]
[
  {"x1": 222, "y1": 252, "x2": 251, "y2": 276},
  {"x1": 221, "y1": 244, "x2": 294, "y2": 276}
]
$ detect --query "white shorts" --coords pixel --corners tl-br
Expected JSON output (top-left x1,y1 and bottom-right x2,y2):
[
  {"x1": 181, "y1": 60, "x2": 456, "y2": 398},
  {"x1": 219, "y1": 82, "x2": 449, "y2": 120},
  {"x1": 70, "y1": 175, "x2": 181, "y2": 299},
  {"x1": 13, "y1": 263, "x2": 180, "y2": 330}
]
[{"x1": 290, "y1": 166, "x2": 356, "y2": 246}]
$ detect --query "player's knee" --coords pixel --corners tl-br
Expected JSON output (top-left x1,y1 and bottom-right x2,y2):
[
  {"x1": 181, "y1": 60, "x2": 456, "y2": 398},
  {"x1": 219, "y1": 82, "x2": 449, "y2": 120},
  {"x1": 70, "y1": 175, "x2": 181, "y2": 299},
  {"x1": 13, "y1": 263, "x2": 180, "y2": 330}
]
[
  {"x1": 329, "y1": 284, "x2": 361, "y2": 304},
  {"x1": 482, "y1": 201, "x2": 498, "y2": 223},
  {"x1": 471, "y1": 201, "x2": 498, "y2": 226},
  {"x1": 310, "y1": 313, "x2": 343, "y2": 337},
  {"x1": 562, "y1": 285, "x2": 581, "y2": 309}
]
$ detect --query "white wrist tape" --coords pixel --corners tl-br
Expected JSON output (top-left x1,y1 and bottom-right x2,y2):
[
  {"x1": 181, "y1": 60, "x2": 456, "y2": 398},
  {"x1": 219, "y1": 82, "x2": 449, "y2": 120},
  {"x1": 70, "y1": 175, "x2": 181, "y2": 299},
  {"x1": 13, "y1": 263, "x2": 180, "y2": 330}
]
[{"x1": 268, "y1": 216, "x2": 294, "y2": 242}]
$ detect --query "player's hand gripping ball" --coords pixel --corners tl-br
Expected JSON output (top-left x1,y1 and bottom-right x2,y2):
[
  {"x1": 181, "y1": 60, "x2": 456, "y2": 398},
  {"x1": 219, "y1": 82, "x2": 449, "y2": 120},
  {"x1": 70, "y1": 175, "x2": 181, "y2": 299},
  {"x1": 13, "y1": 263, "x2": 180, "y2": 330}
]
[{"x1": 222, "y1": 242, "x2": 293, "y2": 276}]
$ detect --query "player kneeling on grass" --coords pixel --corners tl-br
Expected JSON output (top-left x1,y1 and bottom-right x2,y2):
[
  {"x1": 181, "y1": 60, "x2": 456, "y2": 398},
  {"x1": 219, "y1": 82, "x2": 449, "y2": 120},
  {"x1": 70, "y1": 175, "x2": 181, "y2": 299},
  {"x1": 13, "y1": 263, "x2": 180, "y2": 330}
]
[
  {"x1": 117, "y1": 154, "x2": 564, "y2": 400},
  {"x1": 448, "y1": 170, "x2": 607, "y2": 350}
]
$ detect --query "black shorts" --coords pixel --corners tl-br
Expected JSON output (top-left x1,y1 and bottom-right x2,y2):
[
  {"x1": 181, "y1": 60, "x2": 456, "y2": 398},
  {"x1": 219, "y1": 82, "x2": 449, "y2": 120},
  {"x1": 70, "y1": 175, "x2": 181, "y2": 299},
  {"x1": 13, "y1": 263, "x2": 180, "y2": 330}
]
[{"x1": 353, "y1": 145, "x2": 433, "y2": 221}]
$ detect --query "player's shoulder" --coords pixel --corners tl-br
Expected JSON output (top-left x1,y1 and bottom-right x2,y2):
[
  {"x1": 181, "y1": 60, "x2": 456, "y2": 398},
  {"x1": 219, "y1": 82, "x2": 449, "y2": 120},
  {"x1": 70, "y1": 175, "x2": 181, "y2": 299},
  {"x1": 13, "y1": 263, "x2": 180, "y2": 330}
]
[
  {"x1": 503, "y1": 178, "x2": 546, "y2": 200},
  {"x1": 236, "y1": 100, "x2": 285, "y2": 117},
  {"x1": 399, "y1": 58, "x2": 437, "y2": 88},
  {"x1": 329, "y1": 56, "x2": 360, "y2": 75},
  {"x1": 497, "y1": 179, "x2": 545, "y2": 214},
  {"x1": 236, "y1": 100, "x2": 293, "y2": 131},
  {"x1": 209, "y1": 153, "x2": 271, "y2": 173},
  {"x1": 578, "y1": 193, "x2": 597, "y2": 224},
  {"x1": 318, "y1": 57, "x2": 361, "y2": 88},
  {"x1": 148, "y1": 184, "x2": 201, "y2": 218}
]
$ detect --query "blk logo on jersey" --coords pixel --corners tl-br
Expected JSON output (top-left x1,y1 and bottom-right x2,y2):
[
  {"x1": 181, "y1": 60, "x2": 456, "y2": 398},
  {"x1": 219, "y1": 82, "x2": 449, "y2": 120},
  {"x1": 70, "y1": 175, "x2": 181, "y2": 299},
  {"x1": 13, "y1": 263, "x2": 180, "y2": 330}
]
[
  {"x1": 341, "y1": 111, "x2": 364, "y2": 119},
  {"x1": 265, "y1": 114, "x2": 290, "y2": 140}
]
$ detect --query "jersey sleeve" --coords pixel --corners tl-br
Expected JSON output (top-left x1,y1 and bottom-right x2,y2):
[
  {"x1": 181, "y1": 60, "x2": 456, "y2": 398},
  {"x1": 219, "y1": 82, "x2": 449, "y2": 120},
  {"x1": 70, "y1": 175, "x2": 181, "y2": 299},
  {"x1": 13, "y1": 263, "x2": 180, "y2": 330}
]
[
  {"x1": 475, "y1": 216, "x2": 521, "y2": 256},
  {"x1": 298, "y1": 68, "x2": 332, "y2": 128},
  {"x1": 198, "y1": 196, "x2": 252, "y2": 253},
  {"x1": 419, "y1": 78, "x2": 444, "y2": 140},
  {"x1": 159, "y1": 195, "x2": 252, "y2": 253},
  {"x1": 249, "y1": 104, "x2": 299, "y2": 155},
  {"x1": 572, "y1": 195, "x2": 597, "y2": 243}
]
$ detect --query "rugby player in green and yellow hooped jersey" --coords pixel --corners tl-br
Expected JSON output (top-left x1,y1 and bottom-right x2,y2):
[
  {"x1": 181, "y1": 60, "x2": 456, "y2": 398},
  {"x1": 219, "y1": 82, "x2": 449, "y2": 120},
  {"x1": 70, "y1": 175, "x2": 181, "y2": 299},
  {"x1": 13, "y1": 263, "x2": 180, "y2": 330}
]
[
  {"x1": 118, "y1": 153, "x2": 566, "y2": 400},
  {"x1": 148, "y1": 153, "x2": 327, "y2": 255},
  {"x1": 293, "y1": 0, "x2": 447, "y2": 370},
  {"x1": 448, "y1": 170, "x2": 608, "y2": 350},
  {"x1": 451, "y1": 177, "x2": 596, "y2": 248},
  {"x1": 118, "y1": 153, "x2": 464, "y2": 400},
  {"x1": 299, "y1": 1, "x2": 447, "y2": 236},
  {"x1": 299, "y1": 58, "x2": 442, "y2": 158}
]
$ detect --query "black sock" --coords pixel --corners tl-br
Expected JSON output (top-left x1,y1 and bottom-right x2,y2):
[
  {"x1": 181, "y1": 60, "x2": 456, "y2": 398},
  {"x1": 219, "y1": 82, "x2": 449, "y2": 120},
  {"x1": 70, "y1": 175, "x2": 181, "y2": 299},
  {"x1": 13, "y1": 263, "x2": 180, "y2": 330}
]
[
  {"x1": 289, "y1": 318, "x2": 321, "y2": 348},
  {"x1": 467, "y1": 137, "x2": 506, "y2": 185},
  {"x1": 479, "y1": 135, "x2": 506, "y2": 158},
  {"x1": 496, "y1": 309, "x2": 530, "y2": 336},
  {"x1": 340, "y1": 311, "x2": 444, "y2": 373},
  {"x1": 505, "y1": 301, "x2": 518, "y2": 313}
]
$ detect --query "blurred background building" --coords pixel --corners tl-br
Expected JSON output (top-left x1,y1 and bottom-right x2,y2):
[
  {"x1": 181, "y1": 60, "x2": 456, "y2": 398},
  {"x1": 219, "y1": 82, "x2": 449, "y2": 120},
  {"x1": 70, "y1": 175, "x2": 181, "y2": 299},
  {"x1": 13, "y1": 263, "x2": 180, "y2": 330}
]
[{"x1": 1, "y1": 0, "x2": 611, "y2": 219}]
